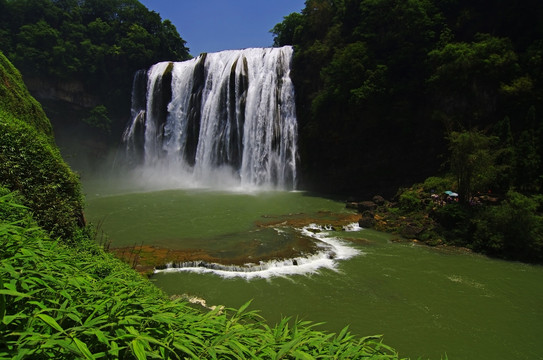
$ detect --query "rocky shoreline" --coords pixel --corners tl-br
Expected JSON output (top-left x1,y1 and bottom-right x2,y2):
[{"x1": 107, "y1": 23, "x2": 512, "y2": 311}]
[
  {"x1": 111, "y1": 211, "x2": 363, "y2": 275},
  {"x1": 347, "y1": 193, "x2": 477, "y2": 254},
  {"x1": 347, "y1": 194, "x2": 445, "y2": 246}
]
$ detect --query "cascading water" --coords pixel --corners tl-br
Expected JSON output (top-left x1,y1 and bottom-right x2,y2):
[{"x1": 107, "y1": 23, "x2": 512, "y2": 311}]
[
  {"x1": 154, "y1": 223, "x2": 361, "y2": 279},
  {"x1": 122, "y1": 46, "x2": 298, "y2": 190}
]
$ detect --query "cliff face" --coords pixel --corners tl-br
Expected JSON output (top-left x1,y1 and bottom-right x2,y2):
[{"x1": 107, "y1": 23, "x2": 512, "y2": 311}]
[
  {"x1": 20, "y1": 75, "x2": 129, "y2": 174},
  {"x1": 25, "y1": 77, "x2": 99, "y2": 109}
]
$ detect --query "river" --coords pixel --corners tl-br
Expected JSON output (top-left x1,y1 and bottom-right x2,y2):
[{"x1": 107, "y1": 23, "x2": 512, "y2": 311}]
[{"x1": 84, "y1": 184, "x2": 543, "y2": 360}]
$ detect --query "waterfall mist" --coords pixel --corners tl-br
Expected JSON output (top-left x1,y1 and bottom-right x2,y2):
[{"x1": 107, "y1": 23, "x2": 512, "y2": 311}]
[{"x1": 120, "y1": 46, "x2": 298, "y2": 192}]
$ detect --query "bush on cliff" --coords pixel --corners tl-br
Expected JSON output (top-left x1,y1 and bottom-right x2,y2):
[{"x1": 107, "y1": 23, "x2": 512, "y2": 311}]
[
  {"x1": 0, "y1": 51, "x2": 83, "y2": 241},
  {"x1": 0, "y1": 52, "x2": 53, "y2": 139}
]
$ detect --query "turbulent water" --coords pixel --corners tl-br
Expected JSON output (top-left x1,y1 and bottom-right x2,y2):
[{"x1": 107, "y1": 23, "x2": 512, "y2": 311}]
[
  {"x1": 121, "y1": 46, "x2": 297, "y2": 190},
  {"x1": 155, "y1": 223, "x2": 361, "y2": 279}
]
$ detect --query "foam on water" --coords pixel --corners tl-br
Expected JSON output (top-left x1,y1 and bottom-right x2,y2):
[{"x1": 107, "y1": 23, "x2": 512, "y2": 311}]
[
  {"x1": 154, "y1": 224, "x2": 361, "y2": 279},
  {"x1": 343, "y1": 222, "x2": 363, "y2": 232}
]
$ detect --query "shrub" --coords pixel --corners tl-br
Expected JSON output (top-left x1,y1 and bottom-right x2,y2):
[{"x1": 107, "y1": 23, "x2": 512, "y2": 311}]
[
  {"x1": 0, "y1": 115, "x2": 83, "y2": 240},
  {"x1": 432, "y1": 203, "x2": 474, "y2": 246},
  {"x1": 422, "y1": 176, "x2": 454, "y2": 194},
  {"x1": 83, "y1": 105, "x2": 111, "y2": 135},
  {"x1": 0, "y1": 52, "x2": 52, "y2": 139},
  {"x1": 473, "y1": 191, "x2": 543, "y2": 261},
  {"x1": 399, "y1": 190, "x2": 423, "y2": 212}
]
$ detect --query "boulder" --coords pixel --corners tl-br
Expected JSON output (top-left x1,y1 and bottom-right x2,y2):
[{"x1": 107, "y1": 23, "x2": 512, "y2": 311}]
[
  {"x1": 358, "y1": 201, "x2": 377, "y2": 212},
  {"x1": 372, "y1": 195, "x2": 386, "y2": 205},
  {"x1": 358, "y1": 216, "x2": 375, "y2": 228},
  {"x1": 346, "y1": 201, "x2": 359, "y2": 209},
  {"x1": 399, "y1": 224, "x2": 424, "y2": 239}
]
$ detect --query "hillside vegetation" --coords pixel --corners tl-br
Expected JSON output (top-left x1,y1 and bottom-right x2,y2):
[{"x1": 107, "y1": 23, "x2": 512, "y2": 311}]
[
  {"x1": 0, "y1": 0, "x2": 191, "y2": 150},
  {"x1": 273, "y1": 0, "x2": 543, "y2": 198},
  {"x1": 0, "y1": 51, "x2": 83, "y2": 240},
  {"x1": 273, "y1": 0, "x2": 543, "y2": 263}
]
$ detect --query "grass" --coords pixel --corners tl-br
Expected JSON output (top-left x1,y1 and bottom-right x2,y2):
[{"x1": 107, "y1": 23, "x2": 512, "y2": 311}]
[{"x1": 0, "y1": 52, "x2": 53, "y2": 140}]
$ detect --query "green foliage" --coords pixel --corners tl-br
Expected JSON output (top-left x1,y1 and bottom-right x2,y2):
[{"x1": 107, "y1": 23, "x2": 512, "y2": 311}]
[
  {"x1": 432, "y1": 203, "x2": 472, "y2": 245},
  {"x1": 271, "y1": 12, "x2": 304, "y2": 47},
  {"x1": 1, "y1": 52, "x2": 83, "y2": 241},
  {"x1": 473, "y1": 191, "x2": 543, "y2": 261},
  {"x1": 399, "y1": 190, "x2": 423, "y2": 212},
  {"x1": 379, "y1": 176, "x2": 543, "y2": 262},
  {"x1": 14, "y1": 20, "x2": 61, "y2": 74},
  {"x1": 0, "y1": 114, "x2": 83, "y2": 240},
  {"x1": 320, "y1": 41, "x2": 387, "y2": 105},
  {"x1": 447, "y1": 131, "x2": 499, "y2": 204},
  {"x1": 273, "y1": 0, "x2": 543, "y2": 197},
  {"x1": 1, "y1": 0, "x2": 190, "y2": 80},
  {"x1": 0, "y1": 191, "x2": 407, "y2": 359},
  {"x1": 0, "y1": 0, "x2": 191, "y2": 144},
  {"x1": 514, "y1": 127, "x2": 541, "y2": 192},
  {"x1": 422, "y1": 176, "x2": 453, "y2": 194},
  {"x1": 428, "y1": 34, "x2": 521, "y2": 129},
  {"x1": 0, "y1": 52, "x2": 52, "y2": 139},
  {"x1": 83, "y1": 105, "x2": 111, "y2": 135}
]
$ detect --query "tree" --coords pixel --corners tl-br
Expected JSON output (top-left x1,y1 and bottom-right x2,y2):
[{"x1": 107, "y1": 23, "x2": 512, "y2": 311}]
[
  {"x1": 83, "y1": 105, "x2": 111, "y2": 135},
  {"x1": 473, "y1": 190, "x2": 543, "y2": 261},
  {"x1": 13, "y1": 20, "x2": 60, "y2": 74},
  {"x1": 319, "y1": 41, "x2": 386, "y2": 105},
  {"x1": 514, "y1": 129, "x2": 540, "y2": 192},
  {"x1": 447, "y1": 130, "x2": 499, "y2": 204},
  {"x1": 427, "y1": 34, "x2": 520, "y2": 130},
  {"x1": 0, "y1": 0, "x2": 191, "y2": 147},
  {"x1": 271, "y1": 12, "x2": 304, "y2": 47}
]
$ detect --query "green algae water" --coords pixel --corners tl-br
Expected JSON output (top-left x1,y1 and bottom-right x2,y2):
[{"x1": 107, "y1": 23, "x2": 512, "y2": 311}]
[{"x1": 85, "y1": 187, "x2": 543, "y2": 360}]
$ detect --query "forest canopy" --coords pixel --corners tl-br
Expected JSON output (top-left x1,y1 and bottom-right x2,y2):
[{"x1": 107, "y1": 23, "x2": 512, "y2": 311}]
[
  {"x1": 0, "y1": 0, "x2": 191, "y2": 143},
  {"x1": 272, "y1": 0, "x2": 543, "y2": 197},
  {"x1": 0, "y1": 0, "x2": 189, "y2": 81}
]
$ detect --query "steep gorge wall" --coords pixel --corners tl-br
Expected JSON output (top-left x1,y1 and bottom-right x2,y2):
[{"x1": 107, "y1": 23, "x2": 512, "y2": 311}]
[{"x1": 25, "y1": 77, "x2": 99, "y2": 109}]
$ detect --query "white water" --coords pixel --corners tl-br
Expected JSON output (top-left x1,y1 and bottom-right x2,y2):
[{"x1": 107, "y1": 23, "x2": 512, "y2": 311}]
[
  {"x1": 154, "y1": 223, "x2": 362, "y2": 279},
  {"x1": 122, "y1": 46, "x2": 298, "y2": 191}
]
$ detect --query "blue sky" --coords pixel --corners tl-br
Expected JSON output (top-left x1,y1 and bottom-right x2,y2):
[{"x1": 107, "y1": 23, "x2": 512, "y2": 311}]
[{"x1": 139, "y1": 0, "x2": 306, "y2": 57}]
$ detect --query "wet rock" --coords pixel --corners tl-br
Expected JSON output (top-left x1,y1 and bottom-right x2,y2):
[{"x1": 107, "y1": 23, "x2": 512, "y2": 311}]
[
  {"x1": 399, "y1": 224, "x2": 424, "y2": 239},
  {"x1": 358, "y1": 216, "x2": 375, "y2": 228},
  {"x1": 346, "y1": 201, "x2": 359, "y2": 209},
  {"x1": 358, "y1": 201, "x2": 377, "y2": 212},
  {"x1": 372, "y1": 195, "x2": 386, "y2": 206}
]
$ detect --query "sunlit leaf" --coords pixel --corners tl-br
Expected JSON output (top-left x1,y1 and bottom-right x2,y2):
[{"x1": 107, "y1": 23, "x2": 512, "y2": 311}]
[{"x1": 36, "y1": 313, "x2": 64, "y2": 333}]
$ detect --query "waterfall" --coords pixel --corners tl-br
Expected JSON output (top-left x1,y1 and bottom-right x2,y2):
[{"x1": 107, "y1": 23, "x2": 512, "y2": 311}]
[{"x1": 122, "y1": 46, "x2": 298, "y2": 190}]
